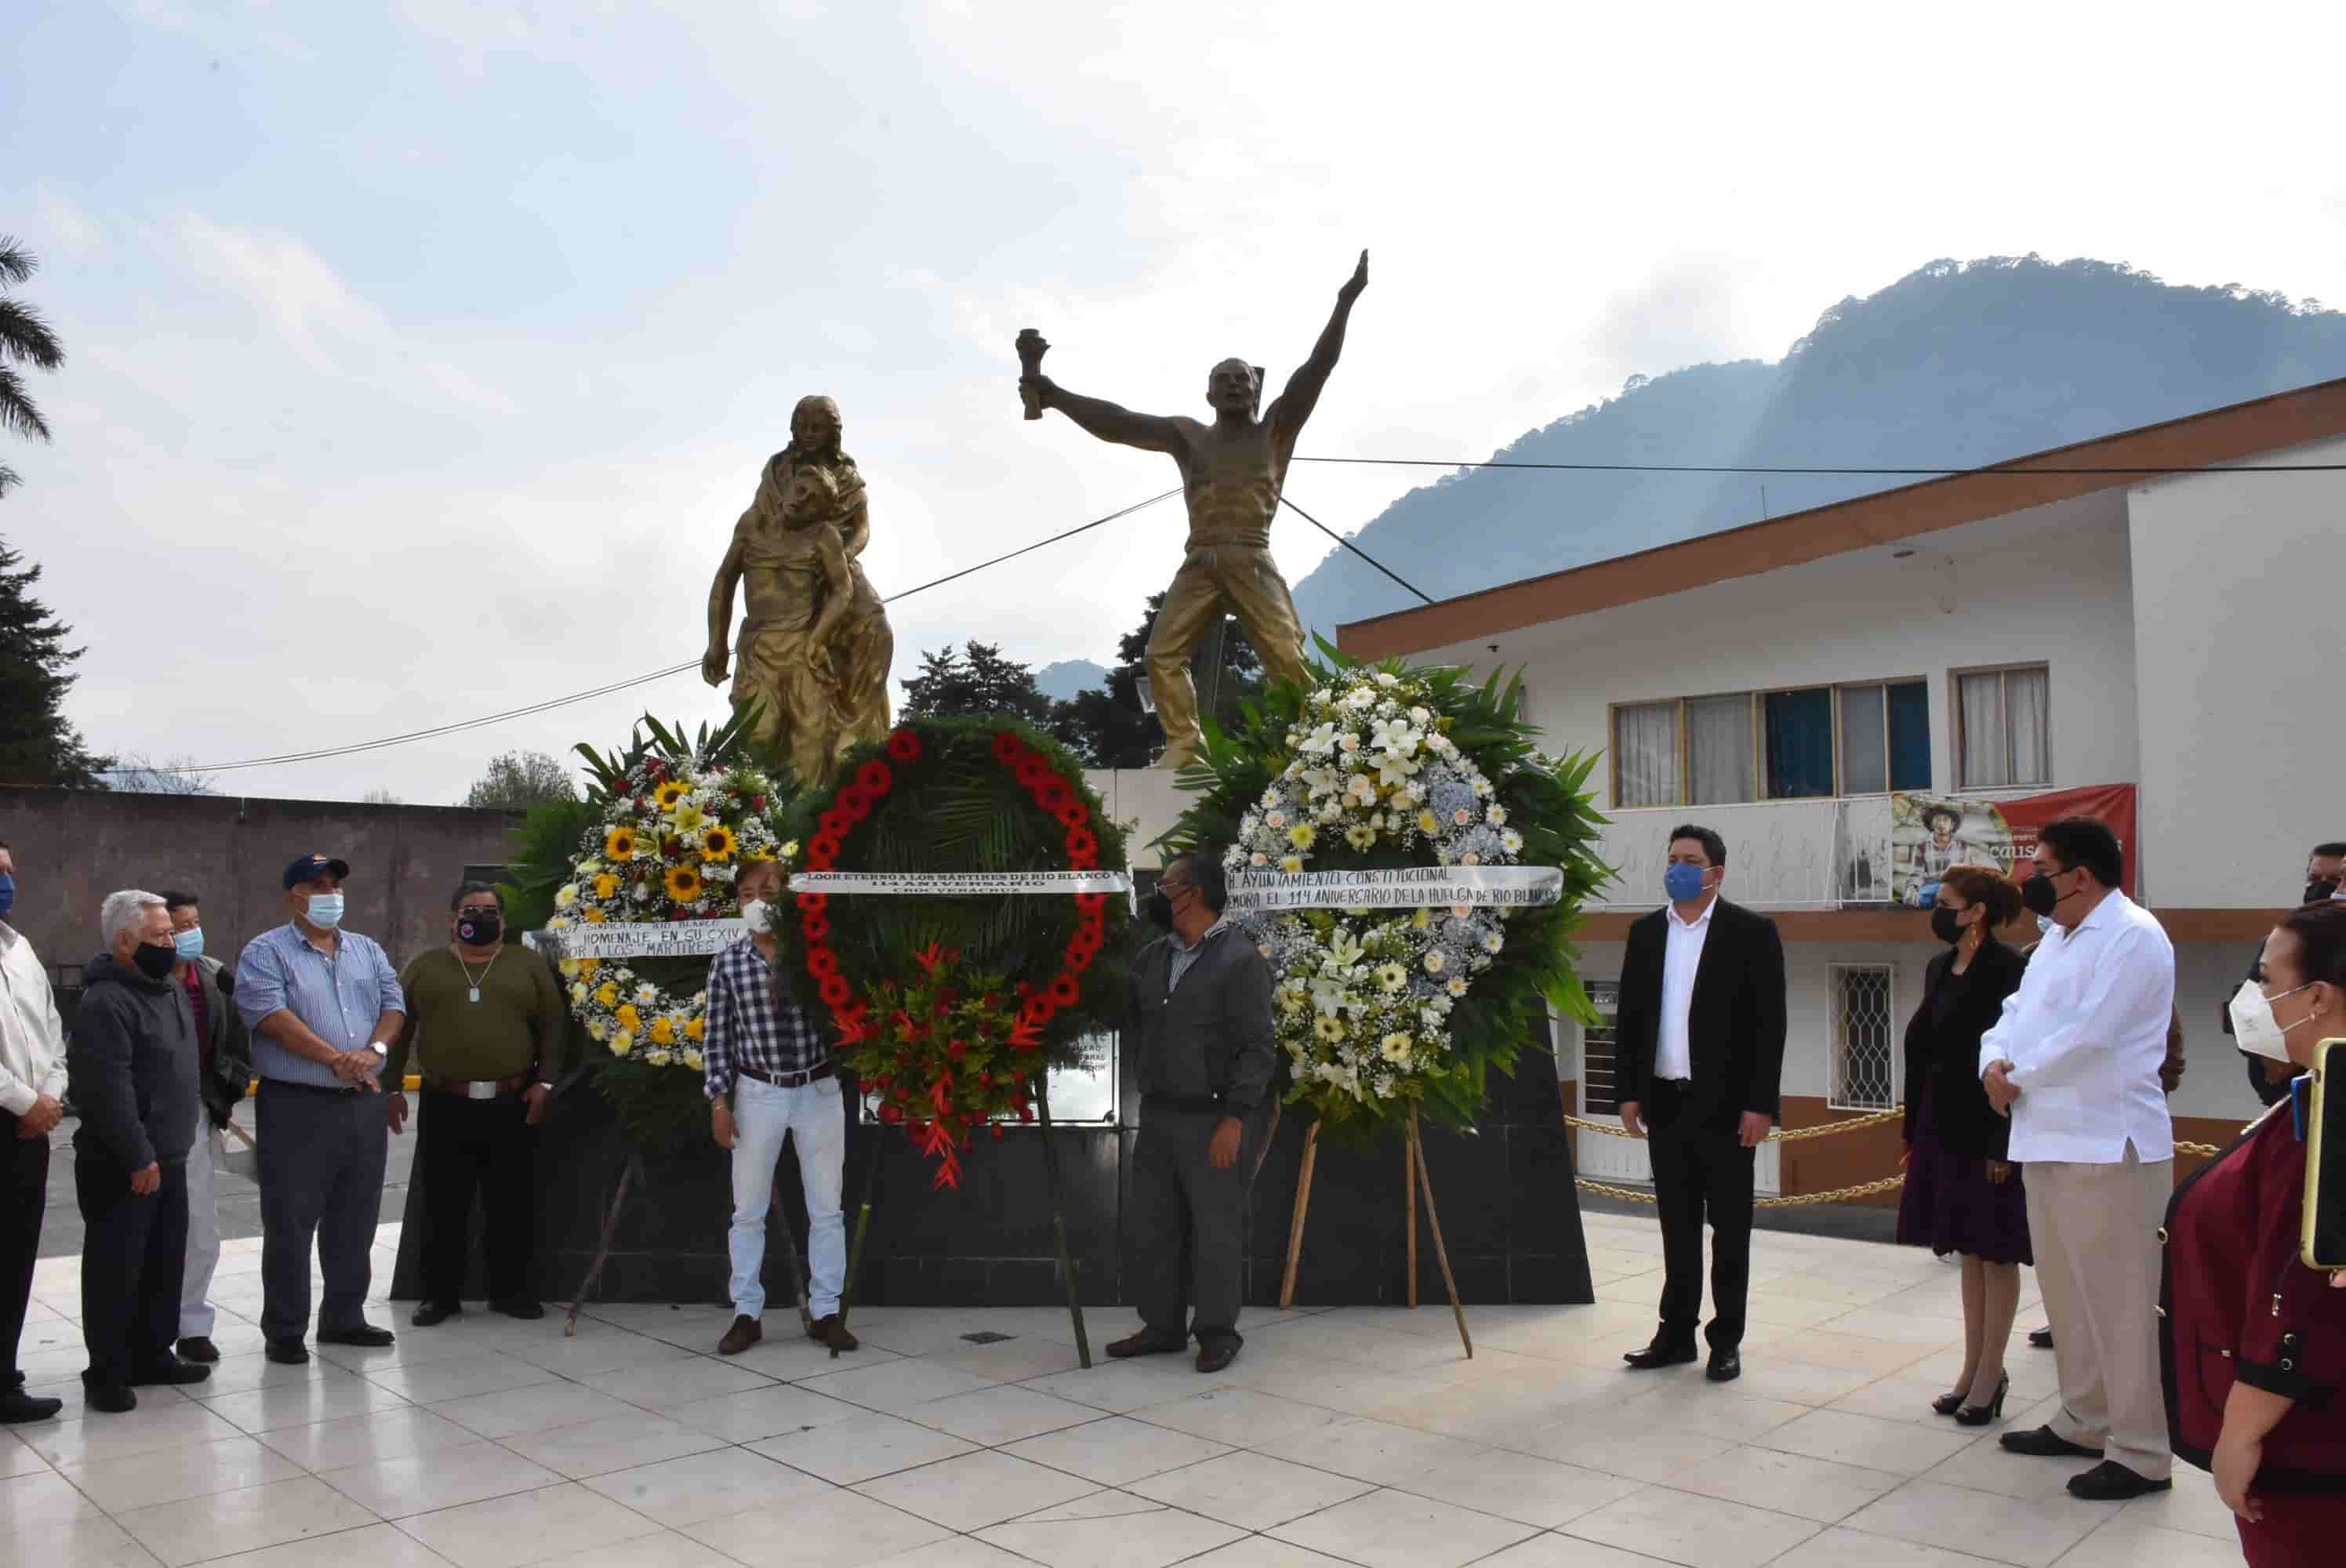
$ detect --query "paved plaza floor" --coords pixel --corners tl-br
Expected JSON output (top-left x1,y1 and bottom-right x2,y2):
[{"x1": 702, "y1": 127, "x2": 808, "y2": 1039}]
[{"x1": 2, "y1": 1211, "x2": 2241, "y2": 1568}]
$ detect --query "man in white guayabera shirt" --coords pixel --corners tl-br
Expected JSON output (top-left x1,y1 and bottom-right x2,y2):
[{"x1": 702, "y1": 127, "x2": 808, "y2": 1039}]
[{"x1": 1979, "y1": 816, "x2": 2175, "y2": 1503}]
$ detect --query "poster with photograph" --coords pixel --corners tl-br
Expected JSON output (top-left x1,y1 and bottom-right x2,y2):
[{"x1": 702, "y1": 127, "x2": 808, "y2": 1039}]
[{"x1": 1888, "y1": 783, "x2": 2137, "y2": 907}]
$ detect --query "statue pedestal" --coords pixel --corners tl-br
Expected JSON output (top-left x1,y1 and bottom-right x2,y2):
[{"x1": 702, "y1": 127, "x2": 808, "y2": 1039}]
[{"x1": 389, "y1": 1039, "x2": 1597, "y2": 1310}]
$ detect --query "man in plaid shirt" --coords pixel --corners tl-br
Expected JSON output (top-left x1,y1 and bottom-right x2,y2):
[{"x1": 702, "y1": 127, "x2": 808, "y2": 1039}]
[{"x1": 703, "y1": 858, "x2": 858, "y2": 1355}]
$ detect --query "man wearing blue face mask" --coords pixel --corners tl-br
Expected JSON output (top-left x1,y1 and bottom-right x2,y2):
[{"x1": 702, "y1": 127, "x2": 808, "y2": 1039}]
[
  {"x1": 161, "y1": 891, "x2": 249, "y2": 1364},
  {"x1": 235, "y1": 854, "x2": 406, "y2": 1364},
  {"x1": 1614, "y1": 826, "x2": 1788, "y2": 1385}
]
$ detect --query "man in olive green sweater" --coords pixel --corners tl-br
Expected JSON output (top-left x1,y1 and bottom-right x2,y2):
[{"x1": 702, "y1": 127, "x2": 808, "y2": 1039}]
[{"x1": 386, "y1": 882, "x2": 567, "y2": 1324}]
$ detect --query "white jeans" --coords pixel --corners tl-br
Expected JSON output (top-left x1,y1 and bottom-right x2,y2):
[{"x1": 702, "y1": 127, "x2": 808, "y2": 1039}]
[
  {"x1": 180, "y1": 1108, "x2": 225, "y2": 1339},
  {"x1": 728, "y1": 1075, "x2": 848, "y2": 1320}
]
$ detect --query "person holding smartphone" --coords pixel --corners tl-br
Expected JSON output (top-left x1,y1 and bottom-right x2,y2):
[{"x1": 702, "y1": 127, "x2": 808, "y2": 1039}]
[{"x1": 2162, "y1": 899, "x2": 2346, "y2": 1565}]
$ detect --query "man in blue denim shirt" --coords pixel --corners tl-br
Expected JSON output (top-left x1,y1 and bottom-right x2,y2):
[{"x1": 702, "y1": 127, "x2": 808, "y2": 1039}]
[{"x1": 235, "y1": 854, "x2": 405, "y2": 1364}]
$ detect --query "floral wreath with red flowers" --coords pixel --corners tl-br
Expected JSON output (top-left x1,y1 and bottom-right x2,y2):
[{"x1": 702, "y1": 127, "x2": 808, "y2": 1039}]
[{"x1": 775, "y1": 717, "x2": 1129, "y2": 1187}]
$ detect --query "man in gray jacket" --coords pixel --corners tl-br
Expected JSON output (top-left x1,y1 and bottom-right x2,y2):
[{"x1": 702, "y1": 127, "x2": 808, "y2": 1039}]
[
  {"x1": 68, "y1": 890, "x2": 208, "y2": 1411},
  {"x1": 1108, "y1": 851, "x2": 1276, "y2": 1374}
]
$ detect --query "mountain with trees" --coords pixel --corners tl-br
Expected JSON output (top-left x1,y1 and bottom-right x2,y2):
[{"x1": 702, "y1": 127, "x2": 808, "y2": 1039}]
[
  {"x1": 1288, "y1": 256, "x2": 2346, "y2": 636},
  {"x1": 1033, "y1": 659, "x2": 1109, "y2": 702}
]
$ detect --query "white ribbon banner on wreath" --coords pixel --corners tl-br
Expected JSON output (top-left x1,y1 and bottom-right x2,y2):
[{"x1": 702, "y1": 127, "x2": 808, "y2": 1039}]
[
  {"x1": 524, "y1": 921, "x2": 746, "y2": 960},
  {"x1": 1224, "y1": 865, "x2": 1563, "y2": 912},
  {"x1": 787, "y1": 870, "x2": 1134, "y2": 896}
]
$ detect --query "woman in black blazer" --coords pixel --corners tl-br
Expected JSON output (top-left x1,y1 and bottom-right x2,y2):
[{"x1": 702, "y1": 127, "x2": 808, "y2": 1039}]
[{"x1": 1898, "y1": 863, "x2": 2030, "y2": 1424}]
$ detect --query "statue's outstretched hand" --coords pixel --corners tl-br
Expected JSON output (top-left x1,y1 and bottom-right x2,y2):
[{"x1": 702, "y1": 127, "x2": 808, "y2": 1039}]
[
  {"x1": 701, "y1": 646, "x2": 729, "y2": 688},
  {"x1": 1340, "y1": 249, "x2": 1368, "y2": 303}
]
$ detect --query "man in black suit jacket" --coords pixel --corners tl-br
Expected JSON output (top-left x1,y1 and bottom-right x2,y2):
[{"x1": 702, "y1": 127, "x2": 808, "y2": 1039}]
[{"x1": 1614, "y1": 825, "x2": 1787, "y2": 1382}]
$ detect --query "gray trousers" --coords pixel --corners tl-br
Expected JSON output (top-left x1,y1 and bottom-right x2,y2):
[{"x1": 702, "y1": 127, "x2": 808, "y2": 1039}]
[
  {"x1": 256, "y1": 1081, "x2": 388, "y2": 1341},
  {"x1": 1131, "y1": 1103, "x2": 1259, "y2": 1346}
]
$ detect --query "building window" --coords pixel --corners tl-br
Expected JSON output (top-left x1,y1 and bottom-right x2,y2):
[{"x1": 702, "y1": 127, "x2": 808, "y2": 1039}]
[
  {"x1": 1611, "y1": 681, "x2": 1930, "y2": 807},
  {"x1": 1956, "y1": 665, "x2": 2050, "y2": 789},
  {"x1": 1828, "y1": 964, "x2": 1898, "y2": 1112}
]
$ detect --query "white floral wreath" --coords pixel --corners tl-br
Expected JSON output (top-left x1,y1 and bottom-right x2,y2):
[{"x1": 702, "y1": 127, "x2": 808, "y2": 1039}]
[
  {"x1": 543, "y1": 753, "x2": 794, "y2": 1074},
  {"x1": 1226, "y1": 668, "x2": 1527, "y2": 1108}
]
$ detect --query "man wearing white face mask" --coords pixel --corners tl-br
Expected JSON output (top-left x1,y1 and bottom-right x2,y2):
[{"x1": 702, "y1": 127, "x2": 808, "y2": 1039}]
[{"x1": 235, "y1": 855, "x2": 406, "y2": 1365}]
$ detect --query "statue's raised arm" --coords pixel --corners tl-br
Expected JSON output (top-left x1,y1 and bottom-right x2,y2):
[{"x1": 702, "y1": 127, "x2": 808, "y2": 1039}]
[
  {"x1": 1019, "y1": 345, "x2": 1186, "y2": 455},
  {"x1": 1268, "y1": 249, "x2": 1368, "y2": 445}
]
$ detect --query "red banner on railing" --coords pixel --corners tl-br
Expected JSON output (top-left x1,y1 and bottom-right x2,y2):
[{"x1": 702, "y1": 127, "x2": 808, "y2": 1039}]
[{"x1": 1889, "y1": 783, "x2": 2138, "y2": 906}]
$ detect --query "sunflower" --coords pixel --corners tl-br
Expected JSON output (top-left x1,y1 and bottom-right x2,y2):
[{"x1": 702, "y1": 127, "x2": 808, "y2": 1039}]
[
  {"x1": 604, "y1": 826, "x2": 637, "y2": 861},
  {"x1": 653, "y1": 782, "x2": 689, "y2": 811},
  {"x1": 701, "y1": 824, "x2": 736, "y2": 862},
  {"x1": 664, "y1": 864, "x2": 704, "y2": 902},
  {"x1": 592, "y1": 873, "x2": 618, "y2": 900}
]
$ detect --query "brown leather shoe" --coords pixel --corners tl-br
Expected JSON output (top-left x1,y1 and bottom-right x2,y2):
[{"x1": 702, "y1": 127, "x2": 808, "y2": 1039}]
[
  {"x1": 808, "y1": 1314, "x2": 859, "y2": 1353},
  {"x1": 1194, "y1": 1340, "x2": 1240, "y2": 1374},
  {"x1": 716, "y1": 1314, "x2": 762, "y2": 1356}
]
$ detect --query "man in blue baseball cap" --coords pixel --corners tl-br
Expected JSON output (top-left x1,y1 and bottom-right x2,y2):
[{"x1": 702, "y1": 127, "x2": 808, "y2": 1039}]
[{"x1": 234, "y1": 853, "x2": 405, "y2": 1364}]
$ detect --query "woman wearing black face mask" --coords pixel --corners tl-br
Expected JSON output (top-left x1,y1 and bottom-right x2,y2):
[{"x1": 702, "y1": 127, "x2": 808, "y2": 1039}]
[{"x1": 1898, "y1": 864, "x2": 2032, "y2": 1423}]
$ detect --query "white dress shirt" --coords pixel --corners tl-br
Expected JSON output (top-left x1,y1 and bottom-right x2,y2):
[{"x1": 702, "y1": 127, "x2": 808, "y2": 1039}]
[
  {"x1": 0, "y1": 920, "x2": 70, "y2": 1116},
  {"x1": 1977, "y1": 890, "x2": 2175, "y2": 1164},
  {"x1": 1654, "y1": 895, "x2": 1716, "y2": 1082}
]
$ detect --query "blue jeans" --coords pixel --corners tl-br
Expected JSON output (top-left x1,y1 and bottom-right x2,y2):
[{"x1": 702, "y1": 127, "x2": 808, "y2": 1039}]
[{"x1": 728, "y1": 1075, "x2": 848, "y2": 1319}]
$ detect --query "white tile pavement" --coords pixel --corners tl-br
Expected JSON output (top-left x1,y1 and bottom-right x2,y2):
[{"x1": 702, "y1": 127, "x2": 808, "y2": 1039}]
[{"x1": 0, "y1": 1219, "x2": 2242, "y2": 1567}]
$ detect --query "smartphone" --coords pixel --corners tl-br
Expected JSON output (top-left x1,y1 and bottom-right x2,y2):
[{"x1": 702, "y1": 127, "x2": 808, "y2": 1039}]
[{"x1": 2307, "y1": 1036, "x2": 2346, "y2": 1272}]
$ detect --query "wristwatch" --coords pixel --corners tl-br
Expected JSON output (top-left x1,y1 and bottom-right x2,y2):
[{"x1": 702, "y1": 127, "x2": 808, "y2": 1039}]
[{"x1": 366, "y1": 1042, "x2": 387, "y2": 1058}]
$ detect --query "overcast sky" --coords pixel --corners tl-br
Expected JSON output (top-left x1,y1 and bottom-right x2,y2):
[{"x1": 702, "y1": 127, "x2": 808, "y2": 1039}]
[{"x1": 8, "y1": 1, "x2": 2345, "y2": 804}]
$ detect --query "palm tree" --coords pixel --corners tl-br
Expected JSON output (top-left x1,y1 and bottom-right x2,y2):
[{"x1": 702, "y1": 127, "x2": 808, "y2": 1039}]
[{"x1": 1, "y1": 236, "x2": 65, "y2": 498}]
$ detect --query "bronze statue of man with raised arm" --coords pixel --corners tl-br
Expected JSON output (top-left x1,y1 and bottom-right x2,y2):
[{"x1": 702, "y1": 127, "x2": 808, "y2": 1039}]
[{"x1": 1019, "y1": 251, "x2": 1368, "y2": 768}]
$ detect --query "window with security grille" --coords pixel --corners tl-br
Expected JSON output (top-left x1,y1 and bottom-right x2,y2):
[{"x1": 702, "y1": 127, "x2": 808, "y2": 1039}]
[{"x1": 1828, "y1": 964, "x2": 1898, "y2": 1111}]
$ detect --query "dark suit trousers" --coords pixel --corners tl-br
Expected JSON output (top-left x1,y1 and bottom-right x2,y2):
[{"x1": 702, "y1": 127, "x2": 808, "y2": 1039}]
[
  {"x1": 256, "y1": 1081, "x2": 388, "y2": 1341},
  {"x1": 1647, "y1": 1080, "x2": 1756, "y2": 1350},
  {"x1": 76, "y1": 1154, "x2": 188, "y2": 1388},
  {"x1": 1131, "y1": 1104, "x2": 1258, "y2": 1346},
  {"x1": 417, "y1": 1087, "x2": 536, "y2": 1305},
  {"x1": 2, "y1": 1113, "x2": 46, "y2": 1385}
]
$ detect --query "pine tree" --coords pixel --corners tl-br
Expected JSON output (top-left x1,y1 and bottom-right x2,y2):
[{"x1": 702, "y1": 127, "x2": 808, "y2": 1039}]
[
  {"x1": 0, "y1": 536, "x2": 112, "y2": 786},
  {"x1": 899, "y1": 640, "x2": 1055, "y2": 725}
]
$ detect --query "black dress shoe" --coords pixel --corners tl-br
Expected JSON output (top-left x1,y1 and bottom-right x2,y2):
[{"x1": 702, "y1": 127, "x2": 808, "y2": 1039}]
[
  {"x1": 175, "y1": 1336, "x2": 220, "y2": 1363},
  {"x1": 1622, "y1": 1338, "x2": 1699, "y2": 1370},
  {"x1": 410, "y1": 1301, "x2": 463, "y2": 1327},
  {"x1": 315, "y1": 1324, "x2": 395, "y2": 1348},
  {"x1": 1106, "y1": 1329, "x2": 1188, "y2": 1359},
  {"x1": 2028, "y1": 1327, "x2": 2054, "y2": 1349},
  {"x1": 127, "y1": 1358, "x2": 212, "y2": 1387},
  {"x1": 82, "y1": 1383, "x2": 137, "y2": 1414},
  {"x1": 1705, "y1": 1348, "x2": 1741, "y2": 1383},
  {"x1": 0, "y1": 1390, "x2": 64, "y2": 1425},
  {"x1": 2000, "y1": 1425, "x2": 2103, "y2": 1459},
  {"x1": 1195, "y1": 1340, "x2": 1240, "y2": 1374},
  {"x1": 265, "y1": 1338, "x2": 310, "y2": 1365},
  {"x1": 488, "y1": 1298, "x2": 544, "y2": 1320},
  {"x1": 2068, "y1": 1460, "x2": 2171, "y2": 1501}
]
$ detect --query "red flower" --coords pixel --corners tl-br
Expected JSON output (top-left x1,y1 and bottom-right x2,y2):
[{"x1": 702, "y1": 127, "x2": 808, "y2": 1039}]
[
  {"x1": 991, "y1": 731, "x2": 1029, "y2": 767},
  {"x1": 837, "y1": 786, "x2": 872, "y2": 821},
  {"x1": 1065, "y1": 826, "x2": 1098, "y2": 860},
  {"x1": 887, "y1": 728, "x2": 921, "y2": 761},
  {"x1": 801, "y1": 913, "x2": 831, "y2": 942},
  {"x1": 1064, "y1": 943, "x2": 1095, "y2": 975},
  {"x1": 819, "y1": 809, "x2": 852, "y2": 839},
  {"x1": 818, "y1": 973, "x2": 852, "y2": 1006},
  {"x1": 805, "y1": 946, "x2": 838, "y2": 978},
  {"x1": 880, "y1": 1104, "x2": 902, "y2": 1124},
  {"x1": 913, "y1": 942, "x2": 948, "y2": 974},
  {"x1": 808, "y1": 832, "x2": 841, "y2": 864},
  {"x1": 1035, "y1": 778, "x2": 1074, "y2": 813},
  {"x1": 797, "y1": 892, "x2": 829, "y2": 914},
  {"x1": 1073, "y1": 893, "x2": 1105, "y2": 915},
  {"x1": 1066, "y1": 844, "x2": 1099, "y2": 871},
  {"x1": 1008, "y1": 1015, "x2": 1043, "y2": 1051},
  {"x1": 856, "y1": 760, "x2": 892, "y2": 796},
  {"x1": 1014, "y1": 755, "x2": 1051, "y2": 790},
  {"x1": 751, "y1": 795, "x2": 766, "y2": 811},
  {"x1": 1048, "y1": 973, "x2": 1081, "y2": 1007},
  {"x1": 1021, "y1": 998, "x2": 1056, "y2": 1029},
  {"x1": 1055, "y1": 801, "x2": 1090, "y2": 829},
  {"x1": 947, "y1": 1039, "x2": 967, "y2": 1059},
  {"x1": 893, "y1": 1085, "x2": 912, "y2": 1102},
  {"x1": 991, "y1": 1123, "x2": 1005, "y2": 1141},
  {"x1": 1019, "y1": 1103, "x2": 1036, "y2": 1123}
]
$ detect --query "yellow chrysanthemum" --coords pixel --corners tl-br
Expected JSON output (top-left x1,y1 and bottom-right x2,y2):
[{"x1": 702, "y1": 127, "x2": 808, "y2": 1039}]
[
  {"x1": 594, "y1": 982, "x2": 618, "y2": 1007},
  {"x1": 616, "y1": 1004, "x2": 641, "y2": 1032},
  {"x1": 609, "y1": 1029, "x2": 634, "y2": 1057},
  {"x1": 1279, "y1": 855, "x2": 1305, "y2": 874},
  {"x1": 592, "y1": 873, "x2": 618, "y2": 900},
  {"x1": 604, "y1": 826, "x2": 637, "y2": 861},
  {"x1": 649, "y1": 1017, "x2": 676, "y2": 1046},
  {"x1": 558, "y1": 959, "x2": 581, "y2": 979},
  {"x1": 1416, "y1": 810, "x2": 1440, "y2": 835},
  {"x1": 579, "y1": 958, "x2": 601, "y2": 974},
  {"x1": 1287, "y1": 822, "x2": 1316, "y2": 851},
  {"x1": 701, "y1": 825, "x2": 736, "y2": 862},
  {"x1": 664, "y1": 864, "x2": 704, "y2": 902},
  {"x1": 583, "y1": 908, "x2": 607, "y2": 924},
  {"x1": 653, "y1": 782, "x2": 689, "y2": 811},
  {"x1": 685, "y1": 1017, "x2": 706, "y2": 1041}
]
